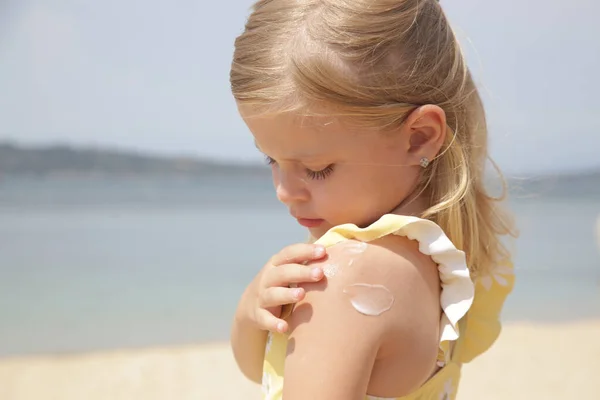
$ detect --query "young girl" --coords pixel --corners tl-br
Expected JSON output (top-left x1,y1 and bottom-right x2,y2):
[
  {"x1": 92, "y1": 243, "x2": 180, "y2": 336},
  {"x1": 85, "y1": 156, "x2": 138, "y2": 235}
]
[{"x1": 229, "y1": 1, "x2": 516, "y2": 399}]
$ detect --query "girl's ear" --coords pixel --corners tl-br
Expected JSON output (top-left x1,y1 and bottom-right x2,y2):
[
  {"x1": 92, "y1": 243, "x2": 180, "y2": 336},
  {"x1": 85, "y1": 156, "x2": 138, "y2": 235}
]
[{"x1": 401, "y1": 105, "x2": 447, "y2": 166}]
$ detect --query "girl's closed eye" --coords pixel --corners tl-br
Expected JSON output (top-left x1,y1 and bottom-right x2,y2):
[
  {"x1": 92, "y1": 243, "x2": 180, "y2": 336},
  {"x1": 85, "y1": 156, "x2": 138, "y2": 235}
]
[
  {"x1": 264, "y1": 155, "x2": 277, "y2": 166},
  {"x1": 263, "y1": 155, "x2": 335, "y2": 180},
  {"x1": 305, "y1": 164, "x2": 335, "y2": 180}
]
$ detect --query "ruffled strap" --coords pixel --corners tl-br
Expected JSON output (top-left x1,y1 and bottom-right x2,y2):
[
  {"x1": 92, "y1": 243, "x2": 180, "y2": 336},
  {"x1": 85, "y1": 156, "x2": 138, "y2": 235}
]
[
  {"x1": 452, "y1": 258, "x2": 515, "y2": 364},
  {"x1": 313, "y1": 214, "x2": 475, "y2": 356}
]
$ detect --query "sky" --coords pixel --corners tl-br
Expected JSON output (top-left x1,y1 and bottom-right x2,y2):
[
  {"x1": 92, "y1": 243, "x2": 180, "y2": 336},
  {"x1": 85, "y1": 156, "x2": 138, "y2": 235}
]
[{"x1": 0, "y1": 0, "x2": 598, "y2": 174}]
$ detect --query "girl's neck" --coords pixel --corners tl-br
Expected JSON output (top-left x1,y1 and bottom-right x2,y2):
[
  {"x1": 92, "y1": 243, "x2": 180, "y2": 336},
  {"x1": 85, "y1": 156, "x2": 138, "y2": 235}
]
[{"x1": 391, "y1": 192, "x2": 429, "y2": 218}]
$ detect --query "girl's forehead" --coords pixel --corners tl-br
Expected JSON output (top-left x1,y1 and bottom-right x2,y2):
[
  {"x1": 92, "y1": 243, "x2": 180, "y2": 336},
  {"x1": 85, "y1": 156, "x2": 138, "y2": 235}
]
[
  {"x1": 244, "y1": 111, "x2": 378, "y2": 151},
  {"x1": 245, "y1": 112, "x2": 353, "y2": 156},
  {"x1": 243, "y1": 110, "x2": 338, "y2": 132}
]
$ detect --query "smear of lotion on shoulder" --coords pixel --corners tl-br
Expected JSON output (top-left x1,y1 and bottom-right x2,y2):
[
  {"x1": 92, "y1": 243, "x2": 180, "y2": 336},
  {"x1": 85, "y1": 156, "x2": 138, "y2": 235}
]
[
  {"x1": 343, "y1": 283, "x2": 394, "y2": 316},
  {"x1": 341, "y1": 241, "x2": 368, "y2": 255},
  {"x1": 323, "y1": 241, "x2": 368, "y2": 277},
  {"x1": 323, "y1": 263, "x2": 339, "y2": 278}
]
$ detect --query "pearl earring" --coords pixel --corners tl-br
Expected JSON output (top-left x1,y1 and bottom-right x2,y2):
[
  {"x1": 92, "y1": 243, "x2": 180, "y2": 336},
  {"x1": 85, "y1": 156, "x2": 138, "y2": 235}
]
[{"x1": 419, "y1": 157, "x2": 430, "y2": 168}]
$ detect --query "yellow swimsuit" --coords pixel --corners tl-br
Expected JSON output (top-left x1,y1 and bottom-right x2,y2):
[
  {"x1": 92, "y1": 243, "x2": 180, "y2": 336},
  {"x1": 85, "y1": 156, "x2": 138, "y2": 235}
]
[{"x1": 261, "y1": 214, "x2": 514, "y2": 399}]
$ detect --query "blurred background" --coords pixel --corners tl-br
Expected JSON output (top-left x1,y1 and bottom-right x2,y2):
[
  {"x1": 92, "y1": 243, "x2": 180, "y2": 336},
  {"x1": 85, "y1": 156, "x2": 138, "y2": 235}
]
[{"x1": 0, "y1": 0, "x2": 599, "y2": 399}]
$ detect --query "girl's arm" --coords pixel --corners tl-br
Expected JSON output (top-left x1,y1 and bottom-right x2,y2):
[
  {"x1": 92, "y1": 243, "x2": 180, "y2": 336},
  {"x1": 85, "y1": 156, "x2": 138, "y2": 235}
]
[
  {"x1": 230, "y1": 280, "x2": 269, "y2": 383},
  {"x1": 282, "y1": 236, "x2": 442, "y2": 399}
]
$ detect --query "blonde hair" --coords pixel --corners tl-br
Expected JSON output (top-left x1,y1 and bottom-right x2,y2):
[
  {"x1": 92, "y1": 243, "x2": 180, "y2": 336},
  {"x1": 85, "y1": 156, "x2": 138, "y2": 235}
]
[{"x1": 230, "y1": 0, "x2": 517, "y2": 277}]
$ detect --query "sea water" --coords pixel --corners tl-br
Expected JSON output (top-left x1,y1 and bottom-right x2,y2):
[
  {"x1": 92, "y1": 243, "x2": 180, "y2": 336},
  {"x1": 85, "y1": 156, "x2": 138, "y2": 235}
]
[{"x1": 0, "y1": 176, "x2": 598, "y2": 357}]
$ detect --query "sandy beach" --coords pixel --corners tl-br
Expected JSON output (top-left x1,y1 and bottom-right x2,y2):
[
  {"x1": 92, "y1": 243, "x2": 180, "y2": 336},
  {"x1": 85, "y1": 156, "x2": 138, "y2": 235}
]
[{"x1": 0, "y1": 320, "x2": 598, "y2": 400}]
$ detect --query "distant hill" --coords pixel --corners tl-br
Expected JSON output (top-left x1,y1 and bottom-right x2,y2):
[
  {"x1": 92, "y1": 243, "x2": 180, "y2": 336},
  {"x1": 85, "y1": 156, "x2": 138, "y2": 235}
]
[
  {"x1": 0, "y1": 142, "x2": 598, "y2": 197},
  {"x1": 507, "y1": 170, "x2": 600, "y2": 198},
  {"x1": 0, "y1": 142, "x2": 270, "y2": 178}
]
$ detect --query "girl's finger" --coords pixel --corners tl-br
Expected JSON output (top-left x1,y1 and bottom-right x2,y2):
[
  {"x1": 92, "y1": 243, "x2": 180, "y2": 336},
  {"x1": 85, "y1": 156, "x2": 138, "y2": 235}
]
[
  {"x1": 270, "y1": 243, "x2": 326, "y2": 266},
  {"x1": 259, "y1": 286, "x2": 305, "y2": 308},
  {"x1": 255, "y1": 308, "x2": 289, "y2": 333},
  {"x1": 263, "y1": 263, "x2": 324, "y2": 288}
]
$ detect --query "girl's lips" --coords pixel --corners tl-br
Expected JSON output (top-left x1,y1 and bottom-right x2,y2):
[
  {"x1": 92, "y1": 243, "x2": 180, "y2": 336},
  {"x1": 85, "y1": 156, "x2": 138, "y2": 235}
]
[{"x1": 296, "y1": 218, "x2": 324, "y2": 228}]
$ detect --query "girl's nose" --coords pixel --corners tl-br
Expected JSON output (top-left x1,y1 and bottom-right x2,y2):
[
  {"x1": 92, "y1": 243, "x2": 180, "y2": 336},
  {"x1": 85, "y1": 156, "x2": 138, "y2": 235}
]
[{"x1": 274, "y1": 170, "x2": 309, "y2": 205}]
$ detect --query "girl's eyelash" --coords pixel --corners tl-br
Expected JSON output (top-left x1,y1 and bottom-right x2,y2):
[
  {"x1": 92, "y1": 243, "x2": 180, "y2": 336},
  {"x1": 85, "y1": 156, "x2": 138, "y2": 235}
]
[
  {"x1": 263, "y1": 155, "x2": 334, "y2": 180},
  {"x1": 306, "y1": 165, "x2": 334, "y2": 180},
  {"x1": 264, "y1": 155, "x2": 276, "y2": 165}
]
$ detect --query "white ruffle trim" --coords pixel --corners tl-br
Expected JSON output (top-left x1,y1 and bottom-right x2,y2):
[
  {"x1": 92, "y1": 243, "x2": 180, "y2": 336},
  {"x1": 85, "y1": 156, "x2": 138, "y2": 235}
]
[{"x1": 381, "y1": 215, "x2": 475, "y2": 346}]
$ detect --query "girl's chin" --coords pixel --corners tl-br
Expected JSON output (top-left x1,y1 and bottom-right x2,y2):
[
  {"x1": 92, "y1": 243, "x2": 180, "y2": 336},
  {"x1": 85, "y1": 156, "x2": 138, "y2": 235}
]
[{"x1": 306, "y1": 225, "x2": 329, "y2": 239}]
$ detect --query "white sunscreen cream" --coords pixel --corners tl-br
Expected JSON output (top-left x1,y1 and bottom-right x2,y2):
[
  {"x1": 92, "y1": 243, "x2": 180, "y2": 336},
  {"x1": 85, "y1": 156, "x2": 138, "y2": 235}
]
[
  {"x1": 343, "y1": 283, "x2": 395, "y2": 316},
  {"x1": 323, "y1": 263, "x2": 339, "y2": 278},
  {"x1": 341, "y1": 240, "x2": 367, "y2": 255},
  {"x1": 321, "y1": 241, "x2": 368, "y2": 278}
]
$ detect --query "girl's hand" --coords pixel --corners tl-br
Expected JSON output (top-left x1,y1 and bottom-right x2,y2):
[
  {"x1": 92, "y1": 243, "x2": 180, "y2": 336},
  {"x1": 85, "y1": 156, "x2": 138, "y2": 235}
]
[{"x1": 250, "y1": 243, "x2": 326, "y2": 333}]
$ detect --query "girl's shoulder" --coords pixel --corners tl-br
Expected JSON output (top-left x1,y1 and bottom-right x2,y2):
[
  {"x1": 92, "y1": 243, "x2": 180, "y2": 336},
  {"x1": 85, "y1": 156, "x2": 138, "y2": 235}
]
[
  {"x1": 283, "y1": 232, "x2": 448, "y2": 398},
  {"x1": 313, "y1": 213, "x2": 475, "y2": 348},
  {"x1": 309, "y1": 214, "x2": 476, "y2": 363}
]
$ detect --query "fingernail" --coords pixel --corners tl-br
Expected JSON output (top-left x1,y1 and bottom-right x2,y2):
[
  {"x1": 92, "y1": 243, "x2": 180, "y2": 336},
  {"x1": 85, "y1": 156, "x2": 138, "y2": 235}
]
[
  {"x1": 277, "y1": 322, "x2": 286, "y2": 332},
  {"x1": 294, "y1": 288, "x2": 303, "y2": 299},
  {"x1": 313, "y1": 246, "x2": 325, "y2": 257},
  {"x1": 311, "y1": 268, "x2": 322, "y2": 279}
]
